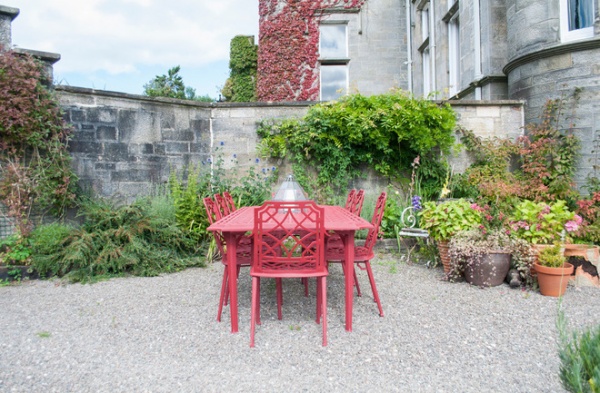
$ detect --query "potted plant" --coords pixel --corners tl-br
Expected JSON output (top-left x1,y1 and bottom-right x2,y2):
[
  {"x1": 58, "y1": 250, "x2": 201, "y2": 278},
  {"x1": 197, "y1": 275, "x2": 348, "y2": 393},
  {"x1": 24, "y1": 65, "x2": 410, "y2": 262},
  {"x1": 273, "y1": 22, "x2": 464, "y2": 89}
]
[
  {"x1": 419, "y1": 199, "x2": 481, "y2": 273},
  {"x1": 533, "y1": 243, "x2": 574, "y2": 297}
]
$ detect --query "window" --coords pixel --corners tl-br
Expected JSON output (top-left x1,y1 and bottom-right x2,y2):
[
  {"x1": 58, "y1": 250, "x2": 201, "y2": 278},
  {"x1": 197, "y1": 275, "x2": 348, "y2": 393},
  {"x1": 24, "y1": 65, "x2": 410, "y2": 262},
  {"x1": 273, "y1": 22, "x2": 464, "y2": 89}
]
[
  {"x1": 560, "y1": 0, "x2": 594, "y2": 42},
  {"x1": 319, "y1": 23, "x2": 349, "y2": 101},
  {"x1": 446, "y1": 2, "x2": 460, "y2": 96},
  {"x1": 320, "y1": 65, "x2": 348, "y2": 101},
  {"x1": 419, "y1": 2, "x2": 433, "y2": 96}
]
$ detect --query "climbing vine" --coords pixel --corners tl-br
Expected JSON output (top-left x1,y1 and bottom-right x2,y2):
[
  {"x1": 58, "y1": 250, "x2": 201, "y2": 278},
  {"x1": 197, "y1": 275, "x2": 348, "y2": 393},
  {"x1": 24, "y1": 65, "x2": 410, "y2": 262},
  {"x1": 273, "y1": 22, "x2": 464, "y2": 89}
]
[
  {"x1": 0, "y1": 47, "x2": 77, "y2": 236},
  {"x1": 257, "y1": 0, "x2": 366, "y2": 102},
  {"x1": 257, "y1": 91, "x2": 456, "y2": 201},
  {"x1": 222, "y1": 35, "x2": 258, "y2": 102}
]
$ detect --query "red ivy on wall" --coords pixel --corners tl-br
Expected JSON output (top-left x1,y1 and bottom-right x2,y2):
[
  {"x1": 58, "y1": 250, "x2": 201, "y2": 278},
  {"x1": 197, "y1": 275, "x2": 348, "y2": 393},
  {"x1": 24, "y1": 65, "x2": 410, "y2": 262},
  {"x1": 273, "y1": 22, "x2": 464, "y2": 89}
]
[{"x1": 257, "y1": 0, "x2": 366, "y2": 102}]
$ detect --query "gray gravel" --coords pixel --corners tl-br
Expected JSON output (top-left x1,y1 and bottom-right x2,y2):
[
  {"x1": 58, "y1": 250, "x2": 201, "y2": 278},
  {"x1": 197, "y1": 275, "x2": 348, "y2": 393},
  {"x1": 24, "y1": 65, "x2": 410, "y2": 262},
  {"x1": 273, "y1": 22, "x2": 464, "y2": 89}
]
[{"x1": 1, "y1": 252, "x2": 599, "y2": 393}]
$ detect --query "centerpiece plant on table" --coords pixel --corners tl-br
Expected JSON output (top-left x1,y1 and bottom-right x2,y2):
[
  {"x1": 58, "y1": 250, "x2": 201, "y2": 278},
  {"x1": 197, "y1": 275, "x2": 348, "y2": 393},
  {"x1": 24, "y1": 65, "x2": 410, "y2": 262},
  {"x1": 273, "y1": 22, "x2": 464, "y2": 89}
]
[{"x1": 419, "y1": 198, "x2": 481, "y2": 273}]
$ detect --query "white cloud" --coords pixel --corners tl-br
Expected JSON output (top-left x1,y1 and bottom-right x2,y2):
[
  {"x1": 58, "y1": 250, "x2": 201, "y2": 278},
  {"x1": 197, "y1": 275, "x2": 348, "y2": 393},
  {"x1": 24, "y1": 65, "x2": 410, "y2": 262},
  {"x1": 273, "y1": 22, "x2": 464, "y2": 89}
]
[{"x1": 6, "y1": 0, "x2": 259, "y2": 93}]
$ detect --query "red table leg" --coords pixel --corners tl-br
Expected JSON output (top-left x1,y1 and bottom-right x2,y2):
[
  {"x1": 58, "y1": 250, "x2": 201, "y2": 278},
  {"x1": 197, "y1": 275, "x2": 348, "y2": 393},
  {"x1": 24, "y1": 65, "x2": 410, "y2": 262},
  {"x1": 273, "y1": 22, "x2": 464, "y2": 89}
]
[
  {"x1": 224, "y1": 232, "x2": 239, "y2": 333},
  {"x1": 338, "y1": 230, "x2": 355, "y2": 332}
]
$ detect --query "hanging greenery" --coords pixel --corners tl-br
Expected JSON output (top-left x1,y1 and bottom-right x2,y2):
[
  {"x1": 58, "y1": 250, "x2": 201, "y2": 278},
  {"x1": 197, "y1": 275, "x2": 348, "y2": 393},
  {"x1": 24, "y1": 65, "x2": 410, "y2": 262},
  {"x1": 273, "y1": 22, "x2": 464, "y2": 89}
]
[
  {"x1": 222, "y1": 35, "x2": 258, "y2": 102},
  {"x1": 257, "y1": 90, "x2": 456, "y2": 201}
]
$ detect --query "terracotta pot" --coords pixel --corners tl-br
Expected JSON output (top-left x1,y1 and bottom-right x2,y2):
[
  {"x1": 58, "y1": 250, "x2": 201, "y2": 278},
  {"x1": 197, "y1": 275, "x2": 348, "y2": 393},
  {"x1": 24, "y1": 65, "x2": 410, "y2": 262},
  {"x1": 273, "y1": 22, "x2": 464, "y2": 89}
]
[
  {"x1": 564, "y1": 244, "x2": 600, "y2": 265},
  {"x1": 464, "y1": 252, "x2": 511, "y2": 287},
  {"x1": 533, "y1": 262, "x2": 574, "y2": 297},
  {"x1": 437, "y1": 240, "x2": 452, "y2": 274}
]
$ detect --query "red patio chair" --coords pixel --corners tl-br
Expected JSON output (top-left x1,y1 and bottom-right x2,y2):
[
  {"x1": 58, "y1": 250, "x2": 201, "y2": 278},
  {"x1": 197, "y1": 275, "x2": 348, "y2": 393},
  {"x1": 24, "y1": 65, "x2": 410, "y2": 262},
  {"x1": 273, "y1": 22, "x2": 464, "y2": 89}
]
[
  {"x1": 214, "y1": 193, "x2": 232, "y2": 217},
  {"x1": 223, "y1": 191, "x2": 237, "y2": 213},
  {"x1": 326, "y1": 191, "x2": 387, "y2": 317},
  {"x1": 345, "y1": 189, "x2": 365, "y2": 216},
  {"x1": 203, "y1": 196, "x2": 252, "y2": 322},
  {"x1": 250, "y1": 200, "x2": 328, "y2": 347}
]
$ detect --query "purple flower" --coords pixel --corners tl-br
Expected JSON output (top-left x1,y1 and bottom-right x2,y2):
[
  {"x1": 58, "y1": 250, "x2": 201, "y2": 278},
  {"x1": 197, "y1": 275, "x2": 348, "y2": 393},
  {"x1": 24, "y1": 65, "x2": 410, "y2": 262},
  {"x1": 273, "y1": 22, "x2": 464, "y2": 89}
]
[
  {"x1": 411, "y1": 195, "x2": 422, "y2": 211},
  {"x1": 220, "y1": 141, "x2": 225, "y2": 146}
]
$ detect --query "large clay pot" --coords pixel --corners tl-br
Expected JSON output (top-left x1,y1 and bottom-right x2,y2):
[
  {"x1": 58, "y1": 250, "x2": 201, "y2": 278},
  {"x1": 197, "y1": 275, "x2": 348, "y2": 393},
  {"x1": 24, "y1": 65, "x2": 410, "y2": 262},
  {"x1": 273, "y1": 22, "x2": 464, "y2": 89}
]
[
  {"x1": 437, "y1": 240, "x2": 451, "y2": 274},
  {"x1": 533, "y1": 262, "x2": 574, "y2": 297},
  {"x1": 464, "y1": 252, "x2": 511, "y2": 287}
]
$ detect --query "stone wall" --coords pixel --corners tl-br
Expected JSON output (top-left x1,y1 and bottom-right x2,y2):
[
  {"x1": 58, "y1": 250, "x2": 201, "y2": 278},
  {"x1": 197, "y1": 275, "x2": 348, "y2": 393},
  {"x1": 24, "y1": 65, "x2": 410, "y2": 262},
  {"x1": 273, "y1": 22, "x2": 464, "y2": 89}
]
[{"x1": 57, "y1": 86, "x2": 524, "y2": 203}]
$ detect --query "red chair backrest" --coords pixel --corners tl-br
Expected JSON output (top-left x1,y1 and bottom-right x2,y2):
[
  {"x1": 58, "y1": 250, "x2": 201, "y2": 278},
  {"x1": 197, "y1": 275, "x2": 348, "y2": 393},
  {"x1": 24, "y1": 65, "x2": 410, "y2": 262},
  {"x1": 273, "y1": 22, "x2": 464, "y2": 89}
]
[
  {"x1": 363, "y1": 192, "x2": 387, "y2": 252},
  {"x1": 344, "y1": 189, "x2": 365, "y2": 216},
  {"x1": 223, "y1": 191, "x2": 237, "y2": 213},
  {"x1": 253, "y1": 201, "x2": 325, "y2": 273},
  {"x1": 203, "y1": 196, "x2": 226, "y2": 254},
  {"x1": 344, "y1": 189, "x2": 357, "y2": 210},
  {"x1": 214, "y1": 193, "x2": 231, "y2": 217}
]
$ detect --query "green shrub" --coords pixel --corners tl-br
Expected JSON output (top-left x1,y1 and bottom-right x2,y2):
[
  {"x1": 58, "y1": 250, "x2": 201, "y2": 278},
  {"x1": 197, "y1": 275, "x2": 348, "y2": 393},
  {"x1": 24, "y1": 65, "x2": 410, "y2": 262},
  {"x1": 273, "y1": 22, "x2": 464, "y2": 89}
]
[
  {"x1": 31, "y1": 197, "x2": 205, "y2": 283},
  {"x1": 558, "y1": 308, "x2": 600, "y2": 393}
]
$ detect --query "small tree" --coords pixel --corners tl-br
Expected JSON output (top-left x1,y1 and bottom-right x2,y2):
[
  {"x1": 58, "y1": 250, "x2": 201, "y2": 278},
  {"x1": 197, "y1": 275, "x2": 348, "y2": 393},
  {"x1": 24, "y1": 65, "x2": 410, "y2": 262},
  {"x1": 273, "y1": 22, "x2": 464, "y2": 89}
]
[
  {"x1": 144, "y1": 65, "x2": 214, "y2": 102},
  {"x1": 143, "y1": 65, "x2": 187, "y2": 99}
]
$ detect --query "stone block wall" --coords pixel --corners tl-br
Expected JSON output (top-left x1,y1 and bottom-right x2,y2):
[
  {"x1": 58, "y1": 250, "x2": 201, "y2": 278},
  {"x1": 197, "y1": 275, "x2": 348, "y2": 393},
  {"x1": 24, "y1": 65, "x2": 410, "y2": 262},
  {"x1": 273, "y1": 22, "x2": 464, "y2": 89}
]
[{"x1": 57, "y1": 86, "x2": 524, "y2": 203}]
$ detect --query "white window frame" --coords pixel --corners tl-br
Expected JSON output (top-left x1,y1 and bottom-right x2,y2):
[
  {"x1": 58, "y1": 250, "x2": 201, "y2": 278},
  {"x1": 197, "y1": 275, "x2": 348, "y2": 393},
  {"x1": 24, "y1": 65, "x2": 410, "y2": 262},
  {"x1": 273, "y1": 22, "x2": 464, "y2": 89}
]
[
  {"x1": 560, "y1": 0, "x2": 594, "y2": 42},
  {"x1": 447, "y1": 12, "x2": 460, "y2": 97},
  {"x1": 319, "y1": 22, "x2": 350, "y2": 101}
]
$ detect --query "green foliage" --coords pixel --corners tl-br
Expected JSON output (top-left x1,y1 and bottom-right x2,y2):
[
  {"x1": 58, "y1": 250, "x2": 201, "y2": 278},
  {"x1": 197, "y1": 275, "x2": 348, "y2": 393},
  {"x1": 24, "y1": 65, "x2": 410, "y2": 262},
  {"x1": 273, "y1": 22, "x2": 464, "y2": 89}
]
[
  {"x1": 537, "y1": 243, "x2": 567, "y2": 268},
  {"x1": 30, "y1": 197, "x2": 205, "y2": 283},
  {"x1": 222, "y1": 36, "x2": 257, "y2": 102},
  {"x1": 143, "y1": 66, "x2": 213, "y2": 101},
  {"x1": 0, "y1": 235, "x2": 32, "y2": 265},
  {"x1": 0, "y1": 47, "x2": 77, "y2": 235},
  {"x1": 257, "y1": 91, "x2": 456, "y2": 201},
  {"x1": 558, "y1": 306, "x2": 600, "y2": 393},
  {"x1": 509, "y1": 200, "x2": 575, "y2": 244},
  {"x1": 419, "y1": 199, "x2": 481, "y2": 242}
]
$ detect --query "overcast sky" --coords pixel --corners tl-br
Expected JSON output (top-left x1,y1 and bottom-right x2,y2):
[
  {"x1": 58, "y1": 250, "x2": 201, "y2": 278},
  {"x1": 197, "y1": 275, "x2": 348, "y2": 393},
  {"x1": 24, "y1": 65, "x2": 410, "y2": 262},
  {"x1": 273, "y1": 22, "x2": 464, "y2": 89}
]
[{"x1": 6, "y1": 0, "x2": 259, "y2": 98}]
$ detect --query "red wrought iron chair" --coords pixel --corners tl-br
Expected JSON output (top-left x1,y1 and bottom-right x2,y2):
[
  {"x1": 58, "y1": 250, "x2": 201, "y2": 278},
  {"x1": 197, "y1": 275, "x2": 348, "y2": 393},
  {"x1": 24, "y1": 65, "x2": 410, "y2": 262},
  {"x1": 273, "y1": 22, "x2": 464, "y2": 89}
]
[
  {"x1": 250, "y1": 200, "x2": 328, "y2": 347},
  {"x1": 203, "y1": 196, "x2": 252, "y2": 322},
  {"x1": 214, "y1": 193, "x2": 232, "y2": 217},
  {"x1": 223, "y1": 191, "x2": 237, "y2": 214},
  {"x1": 326, "y1": 191, "x2": 387, "y2": 317},
  {"x1": 345, "y1": 189, "x2": 365, "y2": 216}
]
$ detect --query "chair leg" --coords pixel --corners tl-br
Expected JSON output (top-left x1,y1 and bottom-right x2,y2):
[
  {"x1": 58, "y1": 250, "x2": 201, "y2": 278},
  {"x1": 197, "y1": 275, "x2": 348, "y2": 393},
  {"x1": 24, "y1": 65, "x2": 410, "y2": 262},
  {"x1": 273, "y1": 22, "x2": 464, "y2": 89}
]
[
  {"x1": 353, "y1": 267, "x2": 362, "y2": 297},
  {"x1": 316, "y1": 279, "x2": 321, "y2": 324},
  {"x1": 256, "y1": 278, "x2": 261, "y2": 325},
  {"x1": 303, "y1": 277, "x2": 309, "y2": 297},
  {"x1": 250, "y1": 276, "x2": 259, "y2": 348},
  {"x1": 364, "y1": 261, "x2": 384, "y2": 317},
  {"x1": 276, "y1": 278, "x2": 283, "y2": 320},
  {"x1": 321, "y1": 276, "x2": 328, "y2": 346},
  {"x1": 217, "y1": 267, "x2": 228, "y2": 322}
]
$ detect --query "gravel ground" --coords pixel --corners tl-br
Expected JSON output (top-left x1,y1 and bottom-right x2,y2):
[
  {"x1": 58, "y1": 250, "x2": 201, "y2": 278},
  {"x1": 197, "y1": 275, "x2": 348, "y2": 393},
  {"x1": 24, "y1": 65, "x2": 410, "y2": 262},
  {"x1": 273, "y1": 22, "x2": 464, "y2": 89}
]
[{"x1": 1, "y1": 251, "x2": 599, "y2": 393}]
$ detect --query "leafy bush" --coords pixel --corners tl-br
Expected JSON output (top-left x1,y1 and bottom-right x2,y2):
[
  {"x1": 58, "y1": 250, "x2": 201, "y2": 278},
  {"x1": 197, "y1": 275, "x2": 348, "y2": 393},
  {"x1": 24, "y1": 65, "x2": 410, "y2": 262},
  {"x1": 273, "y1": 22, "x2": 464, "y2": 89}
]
[
  {"x1": 0, "y1": 234, "x2": 32, "y2": 265},
  {"x1": 257, "y1": 90, "x2": 456, "y2": 202},
  {"x1": 31, "y1": 197, "x2": 205, "y2": 283}
]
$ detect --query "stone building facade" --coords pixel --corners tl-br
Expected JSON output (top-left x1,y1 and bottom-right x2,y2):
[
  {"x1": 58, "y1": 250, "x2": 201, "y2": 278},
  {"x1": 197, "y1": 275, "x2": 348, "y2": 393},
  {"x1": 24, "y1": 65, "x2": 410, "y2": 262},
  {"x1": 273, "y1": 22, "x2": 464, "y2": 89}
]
[{"x1": 256, "y1": 0, "x2": 600, "y2": 188}]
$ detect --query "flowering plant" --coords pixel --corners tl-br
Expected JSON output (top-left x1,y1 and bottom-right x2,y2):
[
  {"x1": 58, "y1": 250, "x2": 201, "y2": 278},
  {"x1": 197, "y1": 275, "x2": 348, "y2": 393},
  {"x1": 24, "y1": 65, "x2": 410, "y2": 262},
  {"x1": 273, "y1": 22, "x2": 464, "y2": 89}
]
[{"x1": 509, "y1": 199, "x2": 581, "y2": 244}]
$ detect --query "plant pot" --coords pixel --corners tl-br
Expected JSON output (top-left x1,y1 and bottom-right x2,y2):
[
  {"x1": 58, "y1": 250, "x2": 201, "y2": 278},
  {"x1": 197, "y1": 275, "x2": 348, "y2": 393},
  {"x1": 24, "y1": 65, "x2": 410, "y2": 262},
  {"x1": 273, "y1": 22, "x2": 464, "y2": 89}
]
[
  {"x1": 533, "y1": 262, "x2": 574, "y2": 297},
  {"x1": 437, "y1": 240, "x2": 451, "y2": 274},
  {"x1": 464, "y1": 252, "x2": 511, "y2": 287}
]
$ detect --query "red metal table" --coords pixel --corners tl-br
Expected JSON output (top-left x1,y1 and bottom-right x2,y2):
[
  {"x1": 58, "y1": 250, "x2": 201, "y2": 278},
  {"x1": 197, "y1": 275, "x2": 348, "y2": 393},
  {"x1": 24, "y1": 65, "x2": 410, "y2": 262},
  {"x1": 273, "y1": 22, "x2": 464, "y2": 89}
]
[{"x1": 208, "y1": 204, "x2": 374, "y2": 333}]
